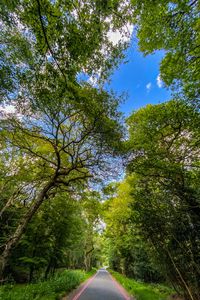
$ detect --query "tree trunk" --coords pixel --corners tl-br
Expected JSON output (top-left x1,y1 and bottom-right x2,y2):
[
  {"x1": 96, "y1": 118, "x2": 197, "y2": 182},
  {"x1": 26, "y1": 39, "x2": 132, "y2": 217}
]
[
  {"x1": 0, "y1": 178, "x2": 55, "y2": 280},
  {"x1": 166, "y1": 249, "x2": 195, "y2": 300},
  {"x1": 0, "y1": 187, "x2": 22, "y2": 218},
  {"x1": 44, "y1": 258, "x2": 53, "y2": 280},
  {"x1": 84, "y1": 247, "x2": 94, "y2": 272},
  {"x1": 29, "y1": 265, "x2": 34, "y2": 283},
  {"x1": 0, "y1": 197, "x2": 13, "y2": 218}
]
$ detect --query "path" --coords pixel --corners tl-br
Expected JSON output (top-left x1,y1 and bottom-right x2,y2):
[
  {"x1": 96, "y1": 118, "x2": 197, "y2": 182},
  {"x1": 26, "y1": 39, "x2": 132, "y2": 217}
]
[{"x1": 68, "y1": 269, "x2": 132, "y2": 300}]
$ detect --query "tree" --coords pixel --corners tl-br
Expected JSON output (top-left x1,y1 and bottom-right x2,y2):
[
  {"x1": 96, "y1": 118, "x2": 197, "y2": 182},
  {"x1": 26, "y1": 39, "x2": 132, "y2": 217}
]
[
  {"x1": 80, "y1": 191, "x2": 102, "y2": 272},
  {"x1": 126, "y1": 100, "x2": 200, "y2": 299},
  {"x1": 0, "y1": 85, "x2": 123, "y2": 278}
]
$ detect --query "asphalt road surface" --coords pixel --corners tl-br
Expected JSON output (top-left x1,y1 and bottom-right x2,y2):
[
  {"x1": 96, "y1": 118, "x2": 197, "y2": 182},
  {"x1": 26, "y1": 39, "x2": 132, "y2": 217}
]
[{"x1": 69, "y1": 269, "x2": 131, "y2": 300}]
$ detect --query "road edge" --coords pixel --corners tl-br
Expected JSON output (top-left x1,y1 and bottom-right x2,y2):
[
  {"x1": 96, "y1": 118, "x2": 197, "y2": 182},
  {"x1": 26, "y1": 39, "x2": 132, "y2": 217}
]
[
  {"x1": 108, "y1": 272, "x2": 135, "y2": 300},
  {"x1": 63, "y1": 271, "x2": 98, "y2": 300}
]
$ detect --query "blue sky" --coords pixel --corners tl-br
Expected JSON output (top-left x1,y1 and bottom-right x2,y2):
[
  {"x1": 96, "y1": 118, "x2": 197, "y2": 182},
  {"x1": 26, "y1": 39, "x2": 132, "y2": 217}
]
[{"x1": 108, "y1": 43, "x2": 171, "y2": 116}]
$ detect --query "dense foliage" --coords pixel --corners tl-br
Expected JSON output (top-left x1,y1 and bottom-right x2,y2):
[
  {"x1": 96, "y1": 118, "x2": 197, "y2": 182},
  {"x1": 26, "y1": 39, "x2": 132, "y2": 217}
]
[
  {"x1": 103, "y1": 180, "x2": 164, "y2": 283},
  {"x1": 0, "y1": 0, "x2": 132, "y2": 101}
]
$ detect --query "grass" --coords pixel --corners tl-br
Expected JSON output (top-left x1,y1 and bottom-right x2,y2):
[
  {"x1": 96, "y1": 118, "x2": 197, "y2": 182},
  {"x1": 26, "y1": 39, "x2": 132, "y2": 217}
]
[
  {"x1": 110, "y1": 270, "x2": 174, "y2": 300},
  {"x1": 0, "y1": 269, "x2": 95, "y2": 300}
]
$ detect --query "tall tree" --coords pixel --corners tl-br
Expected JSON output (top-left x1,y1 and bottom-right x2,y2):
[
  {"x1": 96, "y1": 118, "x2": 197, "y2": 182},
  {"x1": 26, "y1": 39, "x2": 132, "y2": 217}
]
[
  {"x1": 0, "y1": 85, "x2": 123, "y2": 278},
  {"x1": 80, "y1": 191, "x2": 102, "y2": 271},
  {"x1": 126, "y1": 100, "x2": 200, "y2": 299}
]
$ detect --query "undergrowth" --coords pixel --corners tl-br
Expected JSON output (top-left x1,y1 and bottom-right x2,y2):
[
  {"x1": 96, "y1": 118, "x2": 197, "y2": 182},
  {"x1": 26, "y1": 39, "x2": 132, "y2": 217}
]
[
  {"x1": 110, "y1": 270, "x2": 174, "y2": 300},
  {"x1": 0, "y1": 269, "x2": 95, "y2": 300}
]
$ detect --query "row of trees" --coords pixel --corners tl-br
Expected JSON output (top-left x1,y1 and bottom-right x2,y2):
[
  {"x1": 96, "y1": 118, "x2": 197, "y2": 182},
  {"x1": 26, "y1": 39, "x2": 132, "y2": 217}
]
[
  {"x1": 103, "y1": 100, "x2": 200, "y2": 300},
  {"x1": 1, "y1": 187, "x2": 102, "y2": 282}
]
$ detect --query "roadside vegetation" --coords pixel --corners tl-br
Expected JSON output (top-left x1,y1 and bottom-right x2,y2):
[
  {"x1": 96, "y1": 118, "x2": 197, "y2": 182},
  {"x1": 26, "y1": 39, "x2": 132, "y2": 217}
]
[
  {"x1": 0, "y1": 269, "x2": 95, "y2": 300},
  {"x1": 111, "y1": 271, "x2": 174, "y2": 300}
]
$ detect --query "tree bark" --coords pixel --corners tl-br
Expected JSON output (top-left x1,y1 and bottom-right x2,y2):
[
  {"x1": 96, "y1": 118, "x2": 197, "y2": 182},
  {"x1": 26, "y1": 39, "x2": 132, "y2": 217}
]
[
  {"x1": 166, "y1": 249, "x2": 195, "y2": 300},
  {"x1": 0, "y1": 197, "x2": 14, "y2": 218},
  {"x1": 0, "y1": 178, "x2": 55, "y2": 280},
  {"x1": 84, "y1": 247, "x2": 94, "y2": 272},
  {"x1": 44, "y1": 258, "x2": 53, "y2": 280},
  {"x1": 29, "y1": 265, "x2": 34, "y2": 283},
  {"x1": 0, "y1": 188, "x2": 22, "y2": 218}
]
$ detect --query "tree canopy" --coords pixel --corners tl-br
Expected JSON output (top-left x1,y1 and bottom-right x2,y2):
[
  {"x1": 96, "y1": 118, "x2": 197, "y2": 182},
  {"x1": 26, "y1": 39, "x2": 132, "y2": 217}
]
[
  {"x1": 0, "y1": 0, "x2": 132, "y2": 103},
  {"x1": 1, "y1": 2, "x2": 200, "y2": 300}
]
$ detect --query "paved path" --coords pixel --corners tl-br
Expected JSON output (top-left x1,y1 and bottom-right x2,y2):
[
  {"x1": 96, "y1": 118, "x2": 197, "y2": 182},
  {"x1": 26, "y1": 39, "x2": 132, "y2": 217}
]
[{"x1": 68, "y1": 269, "x2": 131, "y2": 300}]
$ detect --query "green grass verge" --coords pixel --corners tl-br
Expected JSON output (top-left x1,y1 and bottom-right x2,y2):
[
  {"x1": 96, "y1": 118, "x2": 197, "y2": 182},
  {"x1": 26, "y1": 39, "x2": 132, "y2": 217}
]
[
  {"x1": 110, "y1": 270, "x2": 173, "y2": 300},
  {"x1": 0, "y1": 269, "x2": 96, "y2": 300}
]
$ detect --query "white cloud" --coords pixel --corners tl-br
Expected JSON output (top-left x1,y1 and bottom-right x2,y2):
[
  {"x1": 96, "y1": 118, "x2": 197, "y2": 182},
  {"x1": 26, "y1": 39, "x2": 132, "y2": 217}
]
[
  {"x1": 0, "y1": 103, "x2": 25, "y2": 120},
  {"x1": 88, "y1": 75, "x2": 98, "y2": 86},
  {"x1": 88, "y1": 69, "x2": 102, "y2": 86},
  {"x1": 146, "y1": 82, "x2": 152, "y2": 92},
  {"x1": 107, "y1": 30, "x2": 122, "y2": 46},
  {"x1": 156, "y1": 74, "x2": 163, "y2": 88},
  {"x1": 88, "y1": 23, "x2": 134, "y2": 86},
  {"x1": 0, "y1": 104, "x2": 16, "y2": 114},
  {"x1": 107, "y1": 23, "x2": 134, "y2": 46}
]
